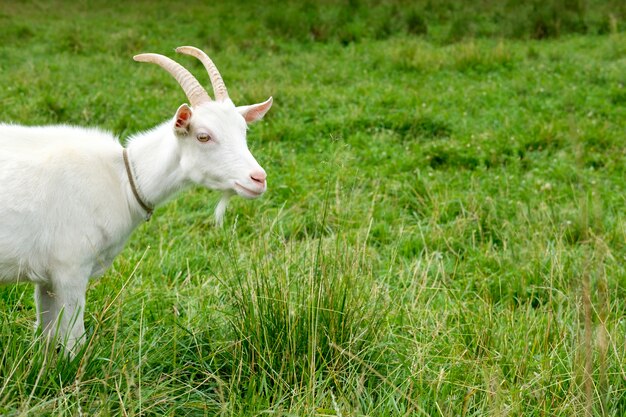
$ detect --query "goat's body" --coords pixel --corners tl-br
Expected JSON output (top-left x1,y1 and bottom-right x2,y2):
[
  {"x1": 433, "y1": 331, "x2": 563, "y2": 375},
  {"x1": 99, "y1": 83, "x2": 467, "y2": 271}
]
[
  {"x1": 0, "y1": 124, "x2": 146, "y2": 349},
  {"x1": 0, "y1": 124, "x2": 137, "y2": 285}
]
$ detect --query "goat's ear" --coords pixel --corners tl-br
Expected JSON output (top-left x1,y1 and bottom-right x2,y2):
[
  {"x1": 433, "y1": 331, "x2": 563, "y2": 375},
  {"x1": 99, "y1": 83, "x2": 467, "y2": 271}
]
[
  {"x1": 174, "y1": 104, "x2": 193, "y2": 135},
  {"x1": 237, "y1": 96, "x2": 273, "y2": 124}
]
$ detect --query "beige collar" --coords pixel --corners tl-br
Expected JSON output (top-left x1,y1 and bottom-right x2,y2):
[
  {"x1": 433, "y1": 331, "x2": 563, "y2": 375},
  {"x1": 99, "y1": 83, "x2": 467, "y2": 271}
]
[{"x1": 123, "y1": 148, "x2": 153, "y2": 220}]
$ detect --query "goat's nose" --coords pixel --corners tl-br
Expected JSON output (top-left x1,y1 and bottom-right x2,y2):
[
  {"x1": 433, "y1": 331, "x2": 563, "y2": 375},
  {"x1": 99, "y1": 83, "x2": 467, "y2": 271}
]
[{"x1": 250, "y1": 170, "x2": 267, "y2": 185}]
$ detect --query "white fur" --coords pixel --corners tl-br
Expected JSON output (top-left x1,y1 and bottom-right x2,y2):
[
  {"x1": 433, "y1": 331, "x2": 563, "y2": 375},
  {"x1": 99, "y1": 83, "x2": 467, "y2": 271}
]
[{"x1": 0, "y1": 97, "x2": 271, "y2": 352}]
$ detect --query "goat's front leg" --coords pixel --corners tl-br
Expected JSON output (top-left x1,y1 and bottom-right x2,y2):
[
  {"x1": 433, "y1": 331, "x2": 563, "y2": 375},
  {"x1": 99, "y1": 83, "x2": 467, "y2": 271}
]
[{"x1": 35, "y1": 270, "x2": 88, "y2": 354}]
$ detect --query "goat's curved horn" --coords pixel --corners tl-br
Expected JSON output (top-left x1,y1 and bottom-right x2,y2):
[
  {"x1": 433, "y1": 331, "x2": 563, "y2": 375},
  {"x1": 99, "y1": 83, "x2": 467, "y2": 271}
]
[
  {"x1": 133, "y1": 53, "x2": 211, "y2": 107},
  {"x1": 175, "y1": 46, "x2": 229, "y2": 101}
]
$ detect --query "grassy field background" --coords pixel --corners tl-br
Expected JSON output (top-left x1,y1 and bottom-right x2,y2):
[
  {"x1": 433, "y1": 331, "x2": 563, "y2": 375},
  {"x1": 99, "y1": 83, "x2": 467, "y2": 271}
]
[{"x1": 1, "y1": 1, "x2": 625, "y2": 415}]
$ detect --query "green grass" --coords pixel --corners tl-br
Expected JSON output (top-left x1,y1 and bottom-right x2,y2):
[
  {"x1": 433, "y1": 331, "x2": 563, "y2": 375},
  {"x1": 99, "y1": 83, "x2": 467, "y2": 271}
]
[{"x1": 1, "y1": 1, "x2": 626, "y2": 415}]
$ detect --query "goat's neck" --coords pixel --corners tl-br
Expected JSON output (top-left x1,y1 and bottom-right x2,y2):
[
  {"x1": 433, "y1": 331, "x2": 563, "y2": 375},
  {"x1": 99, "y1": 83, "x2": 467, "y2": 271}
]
[{"x1": 125, "y1": 122, "x2": 189, "y2": 211}]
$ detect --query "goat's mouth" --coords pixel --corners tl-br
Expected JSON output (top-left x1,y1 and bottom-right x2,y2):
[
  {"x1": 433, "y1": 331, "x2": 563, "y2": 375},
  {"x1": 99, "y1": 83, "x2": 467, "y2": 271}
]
[{"x1": 234, "y1": 182, "x2": 265, "y2": 199}]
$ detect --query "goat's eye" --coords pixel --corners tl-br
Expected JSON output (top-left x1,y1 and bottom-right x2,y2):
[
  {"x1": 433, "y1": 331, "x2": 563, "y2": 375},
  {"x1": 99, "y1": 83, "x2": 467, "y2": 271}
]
[{"x1": 196, "y1": 133, "x2": 211, "y2": 143}]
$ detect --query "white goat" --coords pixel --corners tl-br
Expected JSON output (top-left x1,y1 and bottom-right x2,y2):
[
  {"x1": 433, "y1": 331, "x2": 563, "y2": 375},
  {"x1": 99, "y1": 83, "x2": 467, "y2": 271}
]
[{"x1": 0, "y1": 46, "x2": 273, "y2": 352}]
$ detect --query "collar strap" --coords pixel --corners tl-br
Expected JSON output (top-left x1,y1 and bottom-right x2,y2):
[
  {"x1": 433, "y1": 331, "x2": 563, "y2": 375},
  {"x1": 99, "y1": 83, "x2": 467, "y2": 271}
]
[{"x1": 123, "y1": 148, "x2": 153, "y2": 220}]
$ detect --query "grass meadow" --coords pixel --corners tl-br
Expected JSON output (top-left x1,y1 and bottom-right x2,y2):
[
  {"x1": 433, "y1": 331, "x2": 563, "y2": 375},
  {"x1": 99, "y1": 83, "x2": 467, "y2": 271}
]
[{"x1": 1, "y1": 0, "x2": 626, "y2": 415}]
